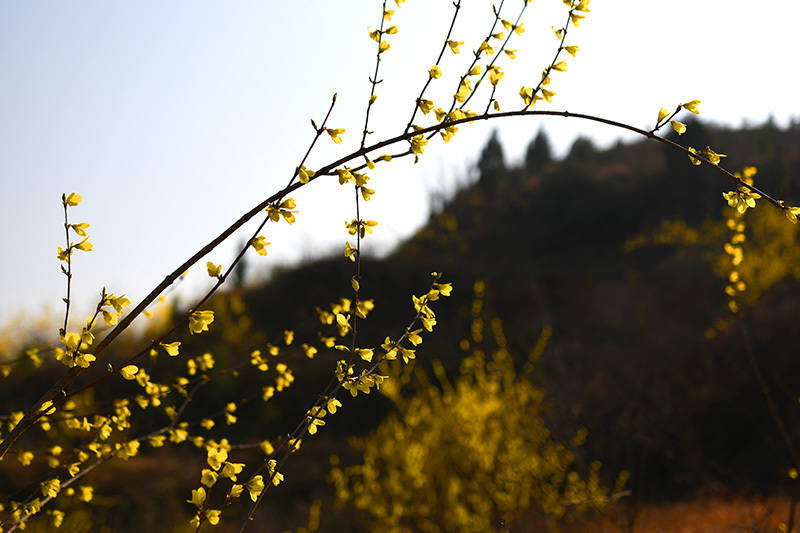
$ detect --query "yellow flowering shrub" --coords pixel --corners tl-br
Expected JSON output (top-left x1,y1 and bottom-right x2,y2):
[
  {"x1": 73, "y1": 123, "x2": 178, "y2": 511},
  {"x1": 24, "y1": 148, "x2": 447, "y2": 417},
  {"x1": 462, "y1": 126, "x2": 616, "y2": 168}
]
[{"x1": 331, "y1": 285, "x2": 626, "y2": 532}]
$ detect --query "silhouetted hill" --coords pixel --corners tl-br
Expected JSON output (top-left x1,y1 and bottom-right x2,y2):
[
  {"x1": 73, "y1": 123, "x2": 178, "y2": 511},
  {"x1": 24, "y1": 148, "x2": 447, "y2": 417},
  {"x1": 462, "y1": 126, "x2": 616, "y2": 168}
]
[{"x1": 228, "y1": 118, "x2": 800, "y2": 503}]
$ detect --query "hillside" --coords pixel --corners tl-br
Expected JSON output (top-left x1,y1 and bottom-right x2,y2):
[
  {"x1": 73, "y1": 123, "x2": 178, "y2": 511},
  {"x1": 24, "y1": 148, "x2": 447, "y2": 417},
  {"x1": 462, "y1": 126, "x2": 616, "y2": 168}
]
[{"x1": 236, "y1": 117, "x2": 800, "y2": 499}]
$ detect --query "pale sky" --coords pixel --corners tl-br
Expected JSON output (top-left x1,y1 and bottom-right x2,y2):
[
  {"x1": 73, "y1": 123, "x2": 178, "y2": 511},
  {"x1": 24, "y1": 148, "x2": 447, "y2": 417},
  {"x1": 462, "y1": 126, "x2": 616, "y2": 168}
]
[{"x1": 1, "y1": 0, "x2": 798, "y2": 329}]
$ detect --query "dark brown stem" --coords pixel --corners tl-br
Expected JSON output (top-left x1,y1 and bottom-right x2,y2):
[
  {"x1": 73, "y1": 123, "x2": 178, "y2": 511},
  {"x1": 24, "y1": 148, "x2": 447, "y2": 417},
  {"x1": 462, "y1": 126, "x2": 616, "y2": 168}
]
[{"x1": 404, "y1": 0, "x2": 462, "y2": 133}]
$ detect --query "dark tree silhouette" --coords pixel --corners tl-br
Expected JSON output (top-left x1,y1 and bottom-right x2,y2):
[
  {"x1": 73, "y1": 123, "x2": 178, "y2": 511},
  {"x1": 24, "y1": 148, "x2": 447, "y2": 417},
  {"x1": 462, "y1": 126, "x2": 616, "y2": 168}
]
[
  {"x1": 567, "y1": 135, "x2": 597, "y2": 163},
  {"x1": 477, "y1": 129, "x2": 506, "y2": 198},
  {"x1": 525, "y1": 128, "x2": 553, "y2": 173}
]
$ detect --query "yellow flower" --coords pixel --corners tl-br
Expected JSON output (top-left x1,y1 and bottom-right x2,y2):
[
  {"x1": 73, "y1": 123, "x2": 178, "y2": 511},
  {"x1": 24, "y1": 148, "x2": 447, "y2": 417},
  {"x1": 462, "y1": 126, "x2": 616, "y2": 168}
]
[
  {"x1": 410, "y1": 135, "x2": 428, "y2": 155},
  {"x1": 552, "y1": 61, "x2": 567, "y2": 72},
  {"x1": 77, "y1": 485, "x2": 94, "y2": 502},
  {"x1": 74, "y1": 237, "x2": 93, "y2": 252},
  {"x1": 418, "y1": 99, "x2": 434, "y2": 115},
  {"x1": 19, "y1": 451, "x2": 34, "y2": 466},
  {"x1": 102, "y1": 310, "x2": 118, "y2": 326},
  {"x1": 682, "y1": 99, "x2": 701, "y2": 114},
  {"x1": 447, "y1": 40, "x2": 463, "y2": 54},
  {"x1": 50, "y1": 509, "x2": 65, "y2": 527},
  {"x1": 784, "y1": 206, "x2": 800, "y2": 223},
  {"x1": 357, "y1": 348, "x2": 374, "y2": 362},
  {"x1": 297, "y1": 165, "x2": 315, "y2": 183},
  {"x1": 107, "y1": 294, "x2": 131, "y2": 313},
  {"x1": 251, "y1": 235, "x2": 271, "y2": 256},
  {"x1": 704, "y1": 148, "x2": 726, "y2": 165},
  {"x1": 207, "y1": 447, "x2": 228, "y2": 471},
  {"x1": 379, "y1": 40, "x2": 390, "y2": 53},
  {"x1": 65, "y1": 192, "x2": 82, "y2": 206},
  {"x1": 74, "y1": 353, "x2": 96, "y2": 368},
  {"x1": 246, "y1": 475, "x2": 265, "y2": 502},
  {"x1": 687, "y1": 147, "x2": 702, "y2": 166},
  {"x1": 70, "y1": 222, "x2": 90, "y2": 236},
  {"x1": 327, "y1": 398, "x2": 342, "y2": 414},
  {"x1": 488, "y1": 66, "x2": 504, "y2": 86},
  {"x1": 161, "y1": 341, "x2": 181, "y2": 356},
  {"x1": 670, "y1": 121, "x2": 686, "y2": 135},
  {"x1": 519, "y1": 86, "x2": 533, "y2": 106},
  {"x1": 41, "y1": 478, "x2": 61, "y2": 498},
  {"x1": 189, "y1": 310, "x2": 215, "y2": 334},
  {"x1": 205, "y1": 509, "x2": 221, "y2": 525},
  {"x1": 429, "y1": 65, "x2": 442, "y2": 79},
  {"x1": 344, "y1": 241, "x2": 357, "y2": 262},
  {"x1": 327, "y1": 127, "x2": 346, "y2": 144},
  {"x1": 120, "y1": 365, "x2": 139, "y2": 380},
  {"x1": 201, "y1": 469, "x2": 218, "y2": 487},
  {"x1": 504, "y1": 49, "x2": 517, "y2": 59},
  {"x1": 206, "y1": 262, "x2": 221, "y2": 277},
  {"x1": 221, "y1": 461, "x2": 245, "y2": 481},
  {"x1": 563, "y1": 45, "x2": 580, "y2": 57},
  {"x1": 62, "y1": 331, "x2": 81, "y2": 351}
]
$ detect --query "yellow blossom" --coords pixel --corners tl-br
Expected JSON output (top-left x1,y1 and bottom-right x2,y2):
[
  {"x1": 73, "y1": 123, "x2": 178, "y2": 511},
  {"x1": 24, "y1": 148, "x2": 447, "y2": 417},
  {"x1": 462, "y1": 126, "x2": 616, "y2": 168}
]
[
  {"x1": 74, "y1": 237, "x2": 93, "y2": 252},
  {"x1": 78, "y1": 485, "x2": 94, "y2": 502},
  {"x1": 205, "y1": 509, "x2": 221, "y2": 525},
  {"x1": 671, "y1": 121, "x2": 686, "y2": 135},
  {"x1": 488, "y1": 66, "x2": 504, "y2": 86},
  {"x1": 447, "y1": 40, "x2": 463, "y2": 54},
  {"x1": 297, "y1": 165, "x2": 315, "y2": 183},
  {"x1": 327, "y1": 127, "x2": 346, "y2": 144},
  {"x1": 246, "y1": 475, "x2": 265, "y2": 502},
  {"x1": 682, "y1": 99, "x2": 701, "y2": 114},
  {"x1": 65, "y1": 192, "x2": 82, "y2": 206},
  {"x1": 41, "y1": 478, "x2": 60, "y2": 498},
  {"x1": 189, "y1": 310, "x2": 215, "y2": 334},
  {"x1": 206, "y1": 262, "x2": 221, "y2": 277},
  {"x1": 120, "y1": 365, "x2": 139, "y2": 380},
  {"x1": 413, "y1": 98, "x2": 433, "y2": 115},
  {"x1": 187, "y1": 487, "x2": 206, "y2": 507},
  {"x1": 410, "y1": 135, "x2": 428, "y2": 155},
  {"x1": 70, "y1": 222, "x2": 90, "y2": 236},
  {"x1": 161, "y1": 341, "x2": 181, "y2": 356}
]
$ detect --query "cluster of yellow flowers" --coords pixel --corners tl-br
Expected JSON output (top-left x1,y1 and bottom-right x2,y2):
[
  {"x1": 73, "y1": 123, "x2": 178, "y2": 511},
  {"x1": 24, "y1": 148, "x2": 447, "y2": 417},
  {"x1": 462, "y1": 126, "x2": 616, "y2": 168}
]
[{"x1": 331, "y1": 282, "x2": 624, "y2": 532}]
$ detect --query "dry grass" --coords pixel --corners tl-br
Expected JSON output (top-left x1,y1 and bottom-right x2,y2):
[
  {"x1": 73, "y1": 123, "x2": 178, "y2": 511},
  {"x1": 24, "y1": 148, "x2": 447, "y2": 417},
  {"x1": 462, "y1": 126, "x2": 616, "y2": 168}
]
[{"x1": 556, "y1": 494, "x2": 794, "y2": 533}]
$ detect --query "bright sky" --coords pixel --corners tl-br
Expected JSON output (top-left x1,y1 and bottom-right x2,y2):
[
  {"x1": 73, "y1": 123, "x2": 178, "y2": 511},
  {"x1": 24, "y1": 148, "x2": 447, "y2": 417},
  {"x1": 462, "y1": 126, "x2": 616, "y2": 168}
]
[{"x1": 1, "y1": 0, "x2": 798, "y2": 328}]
